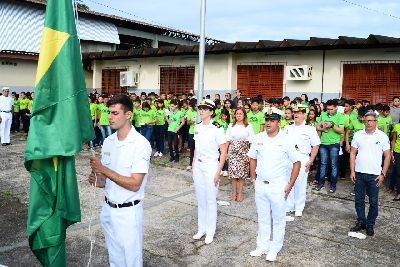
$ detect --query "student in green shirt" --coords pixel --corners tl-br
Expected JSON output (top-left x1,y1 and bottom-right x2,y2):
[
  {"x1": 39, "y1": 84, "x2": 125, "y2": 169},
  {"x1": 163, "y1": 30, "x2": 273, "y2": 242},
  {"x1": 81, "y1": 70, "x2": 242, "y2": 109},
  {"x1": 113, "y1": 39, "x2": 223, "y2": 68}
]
[
  {"x1": 280, "y1": 107, "x2": 294, "y2": 129},
  {"x1": 11, "y1": 93, "x2": 20, "y2": 132},
  {"x1": 186, "y1": 99, "x2": 198, "y2": 170},
  {"x1": 217, "y1": 108, "x2": 230, "y2": 176},
  {"x1": 19, "y1": 92, "x2": 30, "y2": 135},
  {"x1": 223, "y1": 99, "x2": 234, "y2": 121},
  {"x1": 166, "y1": 99, "x2": 185, "y2": 162},
  {"x1": 98, "y1": 95, "x2": 111, "y2": 143},
  {"x1": 139, "y1": 102, "x2": 156, "y2": 142},
  {"x1": 247, "y1": 98, "x2": 265, "y2": 134},
  {"x1": 306, "y1": 109, "x2": 319, "y2": 128},
  {"x1": 345, "y1": 106, "x2": 366, "y2": 153},
  {"x1": 214, "y1": 99, "x2": 222, "y2": 121},
  {"x1": 315, "y1": 99, "x2": 345, "y2": 192},
  {"x1": 391, "y1": 121, "x2": 400, "y2": 201},
  {"x1": 377, "y1": 104, "x2": 393, "y2": 137},
  {"x1": 154, "y1": 99, "x2": 167, "y2": 157},
  {"x1": 89, "y1": 96, "x2": 101, "y2": 146}
]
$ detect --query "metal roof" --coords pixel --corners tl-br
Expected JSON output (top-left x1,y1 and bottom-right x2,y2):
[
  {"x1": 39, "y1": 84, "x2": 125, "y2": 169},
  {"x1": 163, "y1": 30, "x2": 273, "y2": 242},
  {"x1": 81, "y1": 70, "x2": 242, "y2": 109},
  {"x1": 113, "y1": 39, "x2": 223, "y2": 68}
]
[
  {"x1": 0, "y1": 1, "x2": 120, "y2": 53},
  {"x1": 81, "y1": 34, "x2": 400, "y2": 60},
  {"x1": 15, "y1": 0, "x2": 223, "y2": 45}
]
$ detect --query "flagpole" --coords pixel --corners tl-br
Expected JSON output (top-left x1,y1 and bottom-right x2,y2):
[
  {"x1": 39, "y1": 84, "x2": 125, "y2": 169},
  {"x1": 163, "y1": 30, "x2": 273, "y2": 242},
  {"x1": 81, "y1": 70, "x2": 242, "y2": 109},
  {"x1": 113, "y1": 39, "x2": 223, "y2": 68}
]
[{"x1": 196, "y1": 0, "x2": 206, "y2": 122}]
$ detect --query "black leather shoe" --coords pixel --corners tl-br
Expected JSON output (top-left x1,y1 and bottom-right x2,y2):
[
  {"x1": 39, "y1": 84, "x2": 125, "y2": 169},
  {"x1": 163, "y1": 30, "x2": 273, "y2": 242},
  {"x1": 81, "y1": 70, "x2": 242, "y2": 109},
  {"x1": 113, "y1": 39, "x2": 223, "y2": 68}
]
[
  {"x1": 350, "y1": 222, "x2": 366, "y2": 232},
  {"x1": 169, "y1": 157, "x2": 175, "y2": 162},
  {"x1": 1, "y1": 144, "x2": 6, "y2": 146},
  {"x1": 366, "y1": 226, "x2": 374, "y2": 236},
  {"x1": 174, "y1": 158, "x2": 179, "y2": 163}
]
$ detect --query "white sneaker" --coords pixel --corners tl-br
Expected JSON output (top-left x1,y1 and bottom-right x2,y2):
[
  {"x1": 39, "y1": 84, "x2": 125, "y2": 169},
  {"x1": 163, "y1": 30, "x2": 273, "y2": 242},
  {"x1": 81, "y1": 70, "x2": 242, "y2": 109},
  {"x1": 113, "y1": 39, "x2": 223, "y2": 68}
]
[
  {"x1": 222, "y1": 171, "x2": 228, "y2": 177},
  {"x1": 250, "y1": 247, "x2": 268, "y2": 257},
  {"x1": 158, "y1": 152, "x2": 163, "y2": 157},
  {"x1": 204, "y1": 235, "x2": 214, "y2": 244},
  {"x1": 295, "y1": 211, "x2": 303, "y2": 217},
  {"x1": 153, "y1": 152, "x2": 159, "y2": 157},
  {"x1": 286, "y1": 215, "x2": 295, "y2": 222},
  {"x1": 186, "y1": 165, "x2": 192, "y2": 171},
  {"x1": 266, "y1": 251, "x2": 278, "y2": 262},
  {"x1": 220, "y1": 170, "x2": 223, "y2": 175},
  {"x1": 193, "y1": 232, "x2": 205, "y2": 240}
]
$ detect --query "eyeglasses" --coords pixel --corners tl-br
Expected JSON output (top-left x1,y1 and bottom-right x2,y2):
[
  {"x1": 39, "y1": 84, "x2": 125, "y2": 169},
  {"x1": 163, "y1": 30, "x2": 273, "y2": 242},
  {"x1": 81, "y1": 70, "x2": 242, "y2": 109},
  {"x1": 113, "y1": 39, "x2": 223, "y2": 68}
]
[{"x1": 364, "y1": 119, "x2": 377, "y2": 123}]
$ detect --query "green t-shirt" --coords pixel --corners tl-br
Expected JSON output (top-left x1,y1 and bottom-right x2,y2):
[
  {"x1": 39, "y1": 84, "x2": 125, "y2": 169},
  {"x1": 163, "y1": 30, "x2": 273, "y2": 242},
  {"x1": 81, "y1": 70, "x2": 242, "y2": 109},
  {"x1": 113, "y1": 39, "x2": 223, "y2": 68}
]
[
  {"x1": 90, "y1": 103, "x2": 97, "y2": 120},
  {"x1": 168, "y1": 110, "x2": 184, "y2": 132},
  {"x1": 155, "y1": 109, "x2": 166, "y2": 126},
  {"x1": 133, "y1": 108, "x2": 141, "y2": 128},
  {"x1": 348, "y1": 118, "x2": 365, "y2": 142},
  {"x1": 341, "y1": 114, "x2": 351, "y2": 138},
  {"x1": 393, "y1": 124, "x2": 400, "y2": 153},
  {"x1": 214, "y1": 108, "x2": 222, "y2": 121},
  {"x1": 98, "y1": 103, "x2": 109, "y2": 126},
  {"x1": 164, "y1": 99, "x2": 170, "y2": 108},
  {"x1": 350, "y1": 110, "x2": 358, "y2": 122},
  {"x1": 186, "y1": 108, "x2": 197, "y2": 134},
  {"x1": 19, "y1": 98, "x2": 30, "y2": 110},
  {"x1": 216, "y1": 119, "x2": 228, "y2": 132},
  {"x1": 280, "y1": 119, "x2": 294, "y2": 129},
  {"x1": 13, "y1": 99, "x2": 20, "y2": 112},
  {"x1": 378, "y1": 115, "x2": 392, "y2": 137},
  {"x1": 139, "y1": 109, "x2": 156, "y2": 125},
  {"x1": 247, "y1": 111, "x2": 265, "y2": 134},
  {"x1": 320, "y1": 111, "x2": 346, "y2": 145}
]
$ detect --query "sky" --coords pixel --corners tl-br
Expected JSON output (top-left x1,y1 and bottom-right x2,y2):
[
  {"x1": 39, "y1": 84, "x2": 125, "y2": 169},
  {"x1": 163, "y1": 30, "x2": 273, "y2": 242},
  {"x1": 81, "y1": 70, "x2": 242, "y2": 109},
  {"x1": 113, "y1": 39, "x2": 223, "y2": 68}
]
[{"x1": 82, "y1": 0, "x2": 400, "y2": 42}]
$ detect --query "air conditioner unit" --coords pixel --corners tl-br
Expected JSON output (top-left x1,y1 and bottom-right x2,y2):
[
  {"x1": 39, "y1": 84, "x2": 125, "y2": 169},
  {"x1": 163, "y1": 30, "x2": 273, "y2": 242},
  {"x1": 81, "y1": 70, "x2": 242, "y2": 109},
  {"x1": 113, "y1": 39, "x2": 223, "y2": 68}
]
[
  {"x1": 120, "y1": 71, "x2": 139, "y2": 87},
  {"x1": 286, "y1": 65, "x2": 312, "y2": 80}
]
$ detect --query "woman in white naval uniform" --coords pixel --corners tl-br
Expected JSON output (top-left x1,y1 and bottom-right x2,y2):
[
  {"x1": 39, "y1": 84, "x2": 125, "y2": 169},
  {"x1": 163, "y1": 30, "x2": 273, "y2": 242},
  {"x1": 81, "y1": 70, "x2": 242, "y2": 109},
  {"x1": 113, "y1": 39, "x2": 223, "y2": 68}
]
[
  {"x1": 192, "y1": 99, "x2": 227, "y2": 244},
  {"x1": 284, "y1": 105, "x2": 320, "y2": 218}
]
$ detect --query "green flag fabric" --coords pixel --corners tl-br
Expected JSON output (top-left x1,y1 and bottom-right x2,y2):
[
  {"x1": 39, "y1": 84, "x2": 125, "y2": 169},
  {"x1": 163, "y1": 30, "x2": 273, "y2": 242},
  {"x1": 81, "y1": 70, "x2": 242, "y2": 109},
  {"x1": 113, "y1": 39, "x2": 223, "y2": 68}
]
[{"x1": 25, "y1": 0, "x2": 95, "y2": 266}]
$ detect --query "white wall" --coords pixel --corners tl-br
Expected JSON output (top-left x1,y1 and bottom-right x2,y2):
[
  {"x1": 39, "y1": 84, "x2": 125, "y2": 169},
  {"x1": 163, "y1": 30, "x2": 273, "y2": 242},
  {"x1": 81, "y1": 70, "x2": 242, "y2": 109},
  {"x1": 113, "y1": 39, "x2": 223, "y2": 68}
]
[
  {"x1": 0, "y1": 59, "x2": 37, "y2": 92},
  {"x1": 91, "y1": 47, "x2": 400, "y2": 99}
]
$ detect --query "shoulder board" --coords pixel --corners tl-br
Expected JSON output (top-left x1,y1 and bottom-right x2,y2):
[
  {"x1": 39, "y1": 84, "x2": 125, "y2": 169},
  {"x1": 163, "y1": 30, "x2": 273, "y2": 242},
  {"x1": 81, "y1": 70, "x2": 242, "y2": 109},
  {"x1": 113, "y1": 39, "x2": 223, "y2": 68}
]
[
  {"x1": 212, "y1": 121, "x2": 221, "y2": 128},
  {"x1": 196, "y1": 121, "x2": 202, "y2": 125}
]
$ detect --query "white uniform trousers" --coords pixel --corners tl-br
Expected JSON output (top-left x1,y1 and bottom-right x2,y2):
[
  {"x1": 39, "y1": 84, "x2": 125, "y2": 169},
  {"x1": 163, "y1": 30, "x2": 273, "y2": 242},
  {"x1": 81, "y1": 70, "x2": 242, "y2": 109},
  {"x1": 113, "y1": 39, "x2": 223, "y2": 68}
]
[
  {"x1": 101, "y1": 201, "x2": 143, "y2": 267},
  {"x1": 286, "y1": 156, "x2": 309, "y2": 213},
  {"x1": 255, "y1": 178, "x2": 287, "y2": 253},
  {"x1": 0, "y1": 112, "x2": 12, "y2": 144},
  {"x1": 193, "y1": 160, "x2": 219, "y2": 236}
]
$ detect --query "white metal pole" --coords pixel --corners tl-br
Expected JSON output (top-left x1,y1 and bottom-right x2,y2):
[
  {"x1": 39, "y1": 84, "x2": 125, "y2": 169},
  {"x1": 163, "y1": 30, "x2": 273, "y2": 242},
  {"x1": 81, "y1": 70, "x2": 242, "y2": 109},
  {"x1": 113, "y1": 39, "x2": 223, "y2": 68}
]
[{"x1": 196, "y1": 0, "x2": 206, "y2": 122}]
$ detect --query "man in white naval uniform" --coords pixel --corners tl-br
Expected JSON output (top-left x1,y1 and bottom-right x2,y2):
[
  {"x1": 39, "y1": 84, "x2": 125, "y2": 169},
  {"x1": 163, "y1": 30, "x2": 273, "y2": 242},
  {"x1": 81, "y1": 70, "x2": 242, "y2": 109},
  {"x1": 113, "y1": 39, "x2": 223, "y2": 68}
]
[
  {"x1": 285, "y1": 105, "x2": 320, "y2": 218},
  {"x1": 89, "y1": 94, "x2": 151, "y2": 267},
  {"x1": 248, "y1": 110, "x2": 301, "y2": 262},
  {"x1": 0, "y1": 87, "x2": 13, "y2": 146}
]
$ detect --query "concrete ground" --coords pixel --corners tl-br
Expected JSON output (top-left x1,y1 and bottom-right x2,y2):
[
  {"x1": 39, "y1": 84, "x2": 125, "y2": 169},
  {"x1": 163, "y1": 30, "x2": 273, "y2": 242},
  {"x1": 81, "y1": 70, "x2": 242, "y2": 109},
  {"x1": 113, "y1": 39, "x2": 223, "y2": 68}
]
[{"x1": 0, "y1": 132, "x2": 399, "y2": 266}]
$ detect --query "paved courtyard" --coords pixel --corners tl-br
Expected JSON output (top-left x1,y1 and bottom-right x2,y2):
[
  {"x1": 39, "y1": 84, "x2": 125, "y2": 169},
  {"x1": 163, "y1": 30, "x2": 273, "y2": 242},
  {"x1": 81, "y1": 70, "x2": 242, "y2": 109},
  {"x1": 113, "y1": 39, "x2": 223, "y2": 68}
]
[{"x1": 0, "y1": 132, "x2": 399, "y2": 266}]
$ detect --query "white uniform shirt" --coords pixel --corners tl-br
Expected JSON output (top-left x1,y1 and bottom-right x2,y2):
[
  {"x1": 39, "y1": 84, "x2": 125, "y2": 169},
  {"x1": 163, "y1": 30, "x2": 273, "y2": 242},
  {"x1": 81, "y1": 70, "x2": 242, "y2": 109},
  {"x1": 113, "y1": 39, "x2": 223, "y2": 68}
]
[
  {"x1": 284, "y1": 122, "x2": 320, "y2": 156},
  {"x1": 101, "y1": 127, "x2": 151, "y2": 203},
  {"x1": 351, "y1": 129, "x2": 390, "y2": 175},
  {"x1": 0, "y1": 95, "x2": 13, "y2": 112},
  {"x1": 194, "y1": 120, "x2": 226, "y2": 161},
  {"x1": 248, "y1": 131, "x2": 299, "y2": 182},
  {"x1": 225, "y1": 123, "x2": 254, "y2": 142}
]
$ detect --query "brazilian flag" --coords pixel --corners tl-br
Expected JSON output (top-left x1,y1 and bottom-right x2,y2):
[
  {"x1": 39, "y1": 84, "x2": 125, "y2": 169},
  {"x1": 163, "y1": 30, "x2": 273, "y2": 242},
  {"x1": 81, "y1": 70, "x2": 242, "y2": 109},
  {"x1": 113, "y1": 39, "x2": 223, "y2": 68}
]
[{"x1": 24, "y1": 0, "x2": 95, "y2": 266}]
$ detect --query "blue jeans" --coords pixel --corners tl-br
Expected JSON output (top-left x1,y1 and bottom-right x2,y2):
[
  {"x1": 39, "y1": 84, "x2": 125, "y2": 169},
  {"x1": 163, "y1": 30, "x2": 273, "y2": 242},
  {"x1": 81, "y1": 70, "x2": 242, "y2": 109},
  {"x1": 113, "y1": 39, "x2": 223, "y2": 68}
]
[
  {"x1": 154, "y1": 125, "x2": 166, "y2": 153},
  {"x1": 355, "y1": 172, "x2": 379, "y2": 226},
  {"x1": 318, "y1": 143, "x2": 340, "y2": 190},
  {"x1": 140, "y1": 125, "x2": 154, "y2": 143},
  {"x1": 100, "y1": 125, "x2": 112, "y2": 143}
]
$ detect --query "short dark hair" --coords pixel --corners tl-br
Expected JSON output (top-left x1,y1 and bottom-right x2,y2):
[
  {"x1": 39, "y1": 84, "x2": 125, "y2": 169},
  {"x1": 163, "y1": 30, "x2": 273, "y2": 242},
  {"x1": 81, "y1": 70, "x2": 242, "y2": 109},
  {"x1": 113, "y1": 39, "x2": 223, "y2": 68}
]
[
  {"x1": 283, "y1": 96, "x2": 290, "y2": 101},
  {"x1": 170, "y1": 99, "x2": 179, "y2": 106},
  {"x1": 383, "y1": 104, "x2": 390, "y2": 112},
  {"x1": 393, "y1": 96, "x2": 399, "y2": 101},
  {"x1": 251, "y1": 98, "x2": 260, "y2": 104},
  {"x1": 107, "y1": 94, "x2": 133, "y2": 112},
  {"x1": 326, "y1": 99, "x2": 338, "y2": 107}
]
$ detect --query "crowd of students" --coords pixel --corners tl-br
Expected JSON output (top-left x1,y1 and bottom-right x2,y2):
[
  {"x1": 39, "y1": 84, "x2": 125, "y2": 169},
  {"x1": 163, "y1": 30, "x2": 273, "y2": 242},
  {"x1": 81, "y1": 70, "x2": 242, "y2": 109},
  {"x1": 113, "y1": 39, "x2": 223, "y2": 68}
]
[{"x1": 85, "y1": 90, "x2": 400, "y2": 201}]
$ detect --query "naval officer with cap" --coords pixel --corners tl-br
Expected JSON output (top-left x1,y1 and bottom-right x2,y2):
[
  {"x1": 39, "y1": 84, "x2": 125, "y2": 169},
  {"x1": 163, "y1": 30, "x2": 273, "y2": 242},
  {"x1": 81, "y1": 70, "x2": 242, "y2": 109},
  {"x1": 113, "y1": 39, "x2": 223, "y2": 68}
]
[
  {"x1": 0, "y1": 87, "x2": 13, "y2": 146},
  {"x1": 192, "y1": 99, "x2": 227, "y2": 244},
  {"x1": 284, "y1": 105, "x2": 320, "y2": 218},
  {"x1": 248, "y1": 109, "x2": 301, "y2": 262}
]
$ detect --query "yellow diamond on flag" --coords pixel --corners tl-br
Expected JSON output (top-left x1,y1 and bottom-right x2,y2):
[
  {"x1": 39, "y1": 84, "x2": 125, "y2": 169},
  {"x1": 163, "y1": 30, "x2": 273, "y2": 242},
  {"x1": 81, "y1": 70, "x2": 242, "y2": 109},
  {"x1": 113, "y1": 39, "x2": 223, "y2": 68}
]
[{"x1": 35, "y1": 27, "x2": 70, "y2": 86}]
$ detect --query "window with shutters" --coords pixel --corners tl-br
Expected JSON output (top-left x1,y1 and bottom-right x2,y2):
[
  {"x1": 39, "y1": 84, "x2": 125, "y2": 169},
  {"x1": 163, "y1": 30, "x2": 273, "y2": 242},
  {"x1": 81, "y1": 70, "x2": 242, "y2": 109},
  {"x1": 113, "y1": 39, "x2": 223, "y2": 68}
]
[
  {"x1": 102, "y1": 68, "x2": 127, "y2": 95},
  {"x1": 237, "y1": 64, "x2": 284, "y2": 99},
  {"x1": 160, "y1": 66, "x2": 195, "y2": 95},
  {"x1": 342, "y1": 63, "x2": 400, "y2": 104}
]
